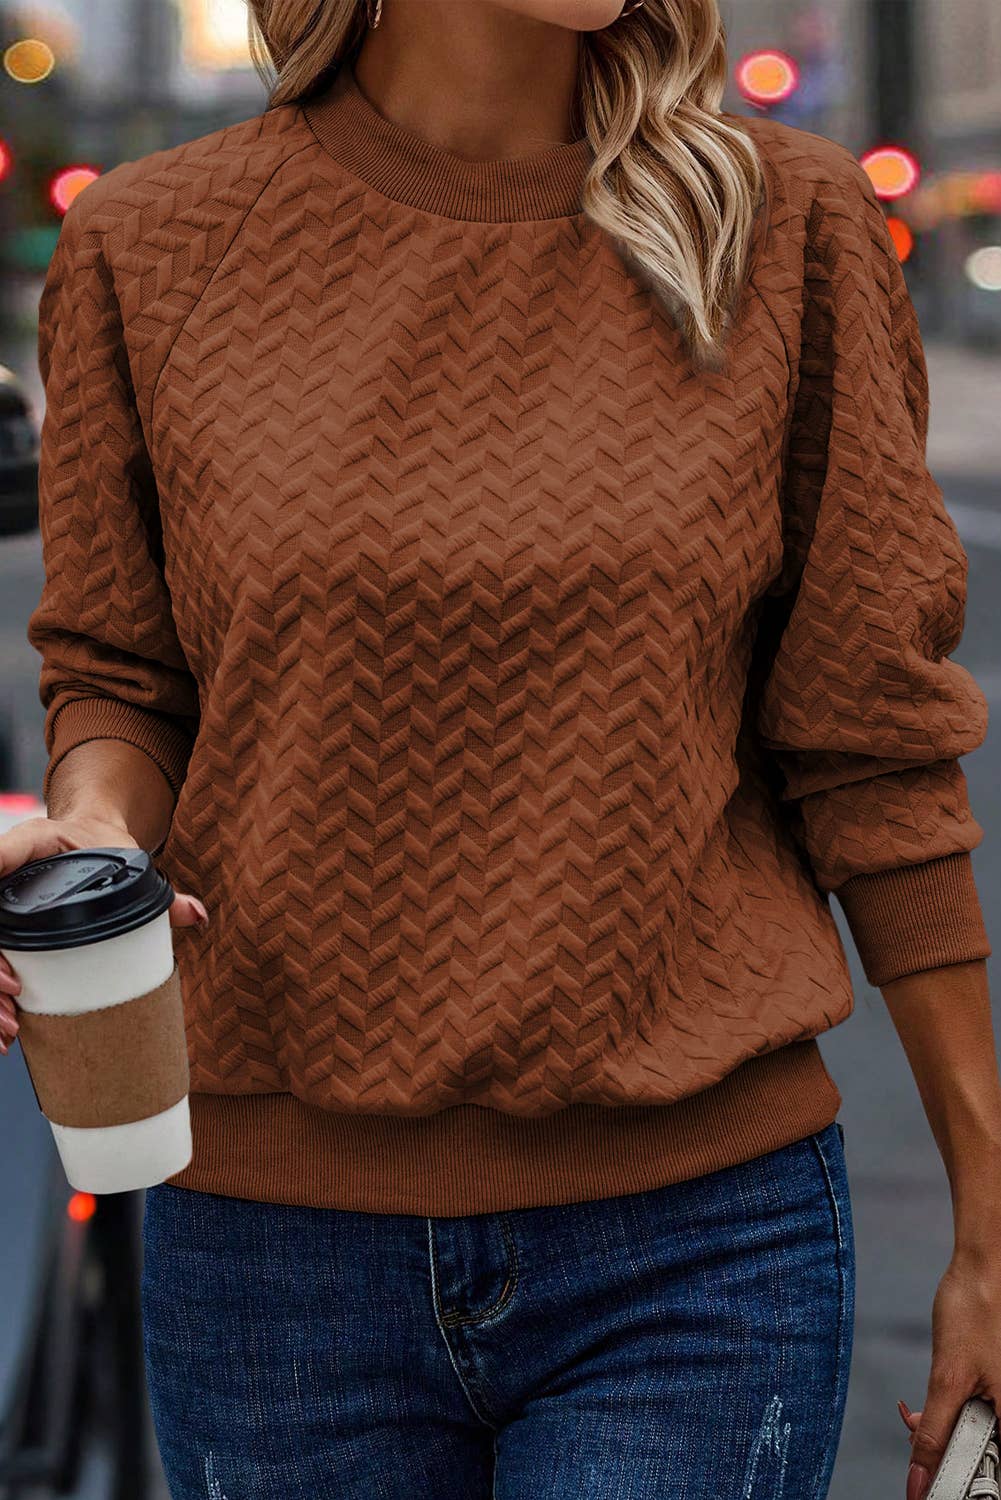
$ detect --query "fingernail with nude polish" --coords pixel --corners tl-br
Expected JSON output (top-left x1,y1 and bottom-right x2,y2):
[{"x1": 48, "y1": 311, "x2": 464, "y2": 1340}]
[
  {"x1": 898, "y1": 1399, "x2": 913, "y2": 1428},
  {"x1": 907, "y1": 1462, "x2": 931, "y2": 1500}
]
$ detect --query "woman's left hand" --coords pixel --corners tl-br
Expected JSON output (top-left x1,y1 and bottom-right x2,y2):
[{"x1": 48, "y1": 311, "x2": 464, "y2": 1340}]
[{"x1": 898, "y1": 1243, "x2": 1001, "y2": 1500}]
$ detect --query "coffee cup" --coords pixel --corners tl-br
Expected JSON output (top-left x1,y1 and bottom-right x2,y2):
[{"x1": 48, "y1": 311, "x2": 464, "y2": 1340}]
[{"x1": 0, "y1": 847, "x2": 192, "y2": 1193}]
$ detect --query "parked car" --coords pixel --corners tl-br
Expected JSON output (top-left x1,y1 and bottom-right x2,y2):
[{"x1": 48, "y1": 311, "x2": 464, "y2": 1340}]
[
  {"x1": 0, "y1": 363, "x2": 40, "y2": 539},
  {"x1": 0, "y1": 362, "x2": 41, "y2": 792}
]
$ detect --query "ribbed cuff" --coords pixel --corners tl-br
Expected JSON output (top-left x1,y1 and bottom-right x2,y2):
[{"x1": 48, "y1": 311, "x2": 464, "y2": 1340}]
[
  {"x1": 42, "y1": 695, "x2": 194, "y2": 802},
  {"x1": 835, "y1": 851, "x2": 992, "y2": 988}
]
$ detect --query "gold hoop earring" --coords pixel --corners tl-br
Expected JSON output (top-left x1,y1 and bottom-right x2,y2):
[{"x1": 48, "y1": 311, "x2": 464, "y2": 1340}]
[{"x1": 365, "y1": 0, "x2": 382, "y2": 27}]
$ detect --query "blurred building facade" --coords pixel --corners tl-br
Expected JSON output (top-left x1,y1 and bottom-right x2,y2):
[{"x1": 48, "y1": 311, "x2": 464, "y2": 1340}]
[
  {"x1": 921, "y1": 0, "x2": 1001, "y2": 339},
  {"x1": 723, "y1": 0, "x2": 1001, "y2": 340},
  {"x1": 926, "y1": 0, "x2": 1001, "y2": 157},
  {"x1": 10, "y1": 1, "x2": 1001, "y2": 171},
  {"x1": 43, "y1": 0, "x2": 1001, "y2": 157},
  {"x1": 2, "y1": 0, "x2": 999, "y2": 343}
]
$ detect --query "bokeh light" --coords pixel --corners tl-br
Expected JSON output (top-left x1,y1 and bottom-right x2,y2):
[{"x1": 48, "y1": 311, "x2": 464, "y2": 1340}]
[
  {"x1": 0, "y1": 791, "x2": 41, "y2": 814},
  {"x1": 966, "y1": 245, "x2": 1001, "y2": 292},
  {"x1": 179, "y1": 0, "x2": 251, "y2": 71},
  {"x1": 3, "y1": 37, "x2": 55, "y2": 84},
  {"x1": 968, "y1": 171, "x2": 1001, "y2": 214},
  {"x1": 0, "y1": 139, "x2": 12, "y2": 185},
  {"x1": 906, "y1": 171, "x2": 1001, "y2": 231},
  {"x1": 859, "y1": 144, "x2": 921, "y2": 200},
  {"x1": 885, "y1": 216, "x2": 914, "y2": 262},
  {"x1": 48, "y1": 165, "x2": 101, "y2": 215},
  {"x1": 735, "y1": 50, "x2": 800, "y2": 107},
  {"x1": 67, "y1": 1191, "x2": 97, "y2": 1223}
]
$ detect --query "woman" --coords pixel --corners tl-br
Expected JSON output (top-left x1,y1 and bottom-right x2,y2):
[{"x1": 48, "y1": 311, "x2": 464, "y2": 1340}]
[{"x1": 0, "y1": 0, "x2": 996, "y2": 1495}]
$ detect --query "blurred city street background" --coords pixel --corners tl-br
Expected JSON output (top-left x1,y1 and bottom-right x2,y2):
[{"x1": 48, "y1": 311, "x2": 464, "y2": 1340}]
[{"x1": 0, "y1": 2, "x2": 998, "y2": 1497}]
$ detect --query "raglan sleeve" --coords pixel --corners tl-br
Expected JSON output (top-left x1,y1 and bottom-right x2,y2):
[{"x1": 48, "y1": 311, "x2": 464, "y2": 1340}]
[
  {"x1": 26, "y1": 177, "x2": 200, "y2": 806},
  {"x1": 752, "y1": 142, "x2": 991, "y2": 988}
]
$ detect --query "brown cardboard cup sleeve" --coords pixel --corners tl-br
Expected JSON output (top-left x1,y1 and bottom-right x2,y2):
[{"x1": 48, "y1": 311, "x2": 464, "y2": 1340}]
[{"x1": 15, "y1": 960, "x2": 190, "y2": 1128}]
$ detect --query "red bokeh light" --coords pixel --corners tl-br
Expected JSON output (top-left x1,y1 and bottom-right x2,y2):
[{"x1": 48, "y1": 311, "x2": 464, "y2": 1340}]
[
  {"x1": 968, "y1": 171, "x2": 1001, "y2": 214},
  {"x1": 735, "y1": 50, "x2": 800, "y2": 107},
  {"x1": 859, "y1": 145, "x2": 921, "y2": 200},
  {"x1": 0, "y1": 792, "x2": 40, "y2": 813},
  {"x1": 885, "y1": 216, "x2": 914, "y2": 262},
  {"x1": 48, "y1": 163, "x2": 100, "y2": 215},
  {"x1": 67, "y1": 1191, "x2": 97, "y2": 1222}
]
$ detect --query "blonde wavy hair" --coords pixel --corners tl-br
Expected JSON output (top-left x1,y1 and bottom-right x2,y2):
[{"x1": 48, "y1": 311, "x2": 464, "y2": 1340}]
[{"x1": 246, "y1": 0, "x2": 765, "y2": 370}]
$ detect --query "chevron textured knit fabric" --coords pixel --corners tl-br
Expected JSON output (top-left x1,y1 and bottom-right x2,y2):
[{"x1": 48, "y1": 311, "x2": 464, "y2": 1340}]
[{"x1": 28, "y1": 65, "x2": 990, "y2": 1214}]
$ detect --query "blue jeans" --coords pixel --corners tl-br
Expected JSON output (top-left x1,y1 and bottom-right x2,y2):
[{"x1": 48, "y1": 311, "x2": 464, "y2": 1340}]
[{"x1": 141, "y1": 1119, "x2": 854, "y2": 1499}]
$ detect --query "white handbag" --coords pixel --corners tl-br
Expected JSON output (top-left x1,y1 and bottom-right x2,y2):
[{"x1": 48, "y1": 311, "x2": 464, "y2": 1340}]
[{"x1": 926, "y1": 1398, "x2": 999, "y2": 1499}]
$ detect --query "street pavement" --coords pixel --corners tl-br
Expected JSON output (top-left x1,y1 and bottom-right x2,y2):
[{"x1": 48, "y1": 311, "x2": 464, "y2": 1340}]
[{"x1": 0, "y1": 337, "x2": 997, "y2": 1498}]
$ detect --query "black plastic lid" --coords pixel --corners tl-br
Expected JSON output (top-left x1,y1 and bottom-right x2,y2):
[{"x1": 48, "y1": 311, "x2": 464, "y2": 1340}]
[{"x1": 0, "y1": 847, "x2": 175, "y2": 951}]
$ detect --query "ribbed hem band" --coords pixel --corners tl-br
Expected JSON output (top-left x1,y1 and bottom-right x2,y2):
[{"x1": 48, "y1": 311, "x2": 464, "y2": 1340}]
[{"x1": 164, "y1": 1038, "x2": 842, "y2": 1216}]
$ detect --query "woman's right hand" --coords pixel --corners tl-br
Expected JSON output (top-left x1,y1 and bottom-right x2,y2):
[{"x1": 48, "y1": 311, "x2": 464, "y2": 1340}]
[{"x1": 0, "y1": 812, "x2": 209, "y2": 1056}]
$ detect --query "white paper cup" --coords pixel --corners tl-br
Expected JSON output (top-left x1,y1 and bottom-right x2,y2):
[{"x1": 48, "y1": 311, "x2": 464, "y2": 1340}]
[{"x1": 0, "y1": 848, "x2": 192, "y2": 1194}]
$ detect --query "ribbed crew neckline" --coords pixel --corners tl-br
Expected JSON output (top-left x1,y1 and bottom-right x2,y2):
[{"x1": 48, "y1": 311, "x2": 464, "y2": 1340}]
[{"x1": 301, "y1": 64, "x2": 593, "y2": 222}]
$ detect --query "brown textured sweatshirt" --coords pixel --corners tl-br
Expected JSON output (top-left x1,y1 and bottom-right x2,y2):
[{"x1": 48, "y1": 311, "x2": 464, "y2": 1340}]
[{"x1": 28, "y1": 64, "x2": 991, "y2": 1215}]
